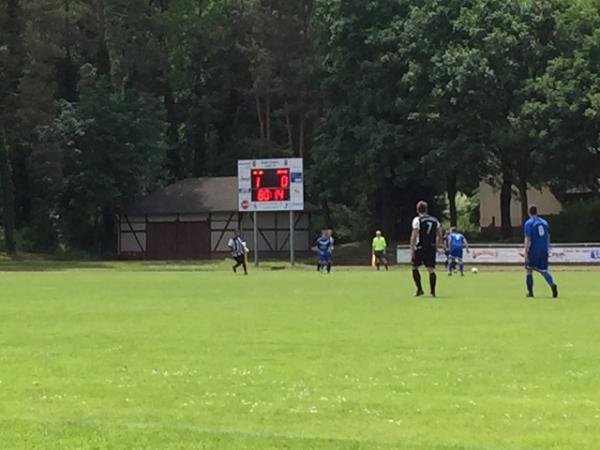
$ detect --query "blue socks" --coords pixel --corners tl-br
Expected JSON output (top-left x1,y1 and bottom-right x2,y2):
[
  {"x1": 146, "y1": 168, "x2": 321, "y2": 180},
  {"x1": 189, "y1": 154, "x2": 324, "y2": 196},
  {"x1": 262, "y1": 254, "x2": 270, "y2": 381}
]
[
  {"x1": 526, "y1": 273, "x2": 534, "y2": 295},
  {"x1": 527, "y1": 271, "x2": 555, "y2": 296},
  {"x1": 541, "y1": 271, "x2": 554, "y2": 287}
]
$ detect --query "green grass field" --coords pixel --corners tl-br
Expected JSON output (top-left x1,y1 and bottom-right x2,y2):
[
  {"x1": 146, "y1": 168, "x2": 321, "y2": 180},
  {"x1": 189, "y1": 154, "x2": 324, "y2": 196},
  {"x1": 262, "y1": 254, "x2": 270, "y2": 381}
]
[{"x1": 1, "y1": 262, "x2": 599, "y2": 449}]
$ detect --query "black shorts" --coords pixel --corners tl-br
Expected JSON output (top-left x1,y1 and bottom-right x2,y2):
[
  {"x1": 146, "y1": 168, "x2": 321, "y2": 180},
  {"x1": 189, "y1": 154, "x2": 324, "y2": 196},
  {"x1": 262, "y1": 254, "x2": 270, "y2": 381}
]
[
  {"x1": 412, "y1": 248, "x2": 436, "y2": 269},
  {"x1": 234, "y1": 254, "x2": 245, "y2": 265},
  {"x1": 374, "y1": 250, "x2": 386, "y2": 260}
]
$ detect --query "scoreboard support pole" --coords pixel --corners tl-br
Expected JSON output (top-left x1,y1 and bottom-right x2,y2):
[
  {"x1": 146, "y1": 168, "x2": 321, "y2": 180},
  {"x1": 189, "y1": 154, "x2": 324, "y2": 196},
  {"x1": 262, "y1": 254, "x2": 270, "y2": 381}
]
[
  {"x1": 253, "y1": 211, "x2": 259, "y2": 267},
  {"x1": 289, "y1": 210, "x2": 295, "y2": 266}
]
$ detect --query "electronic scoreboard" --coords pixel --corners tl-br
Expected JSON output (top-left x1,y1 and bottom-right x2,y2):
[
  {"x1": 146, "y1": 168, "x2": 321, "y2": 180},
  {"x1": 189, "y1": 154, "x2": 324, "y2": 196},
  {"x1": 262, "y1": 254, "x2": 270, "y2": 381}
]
[{"x1": 238, "y1": 159, "x2": 304, "y2": 211}]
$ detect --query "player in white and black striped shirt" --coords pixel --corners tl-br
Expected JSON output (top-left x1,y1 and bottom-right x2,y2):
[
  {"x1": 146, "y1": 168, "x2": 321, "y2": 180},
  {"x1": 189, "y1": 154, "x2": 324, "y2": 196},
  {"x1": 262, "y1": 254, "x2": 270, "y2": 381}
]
[{"x1": 228, "y1": 230, "x2": 248, "y2": 275}]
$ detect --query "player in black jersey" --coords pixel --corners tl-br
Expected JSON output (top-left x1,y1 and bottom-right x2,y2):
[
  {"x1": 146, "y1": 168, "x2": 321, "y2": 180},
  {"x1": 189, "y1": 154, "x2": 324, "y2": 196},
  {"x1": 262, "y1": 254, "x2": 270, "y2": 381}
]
[{"x1": 410, "y1": 201, "x2": 443, "y2": 297}]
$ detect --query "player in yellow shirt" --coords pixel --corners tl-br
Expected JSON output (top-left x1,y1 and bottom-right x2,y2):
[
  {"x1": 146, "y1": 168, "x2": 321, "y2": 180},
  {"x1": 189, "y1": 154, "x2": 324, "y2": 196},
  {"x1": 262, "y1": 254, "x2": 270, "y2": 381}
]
[{"x1": 372, "y1": 230, "x2": 389, "y2": 271}]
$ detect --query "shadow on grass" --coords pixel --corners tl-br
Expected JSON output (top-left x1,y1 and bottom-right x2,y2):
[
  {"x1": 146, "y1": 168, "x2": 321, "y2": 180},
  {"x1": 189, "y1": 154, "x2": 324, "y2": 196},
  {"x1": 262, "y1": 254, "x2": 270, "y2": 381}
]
[
  {"x1": 0, "y1": 255, "x2": 313, "y2": 273},
  {"x1": 0, "y1": 256, "x2": 227, "y2": 272}
]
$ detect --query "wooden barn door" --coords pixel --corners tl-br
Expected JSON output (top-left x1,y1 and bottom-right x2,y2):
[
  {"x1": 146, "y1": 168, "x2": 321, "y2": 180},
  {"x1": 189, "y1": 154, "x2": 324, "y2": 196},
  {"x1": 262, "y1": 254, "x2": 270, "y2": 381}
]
[
  {"x1": 147, "y1": 222, "x2": 178, "y2": 259},
  {"x1": 177, "y1": 222, "x2": 210, "y2": 259},
  {"x1": 147, "y1": 221, "x2": 210, "y2": 260}
]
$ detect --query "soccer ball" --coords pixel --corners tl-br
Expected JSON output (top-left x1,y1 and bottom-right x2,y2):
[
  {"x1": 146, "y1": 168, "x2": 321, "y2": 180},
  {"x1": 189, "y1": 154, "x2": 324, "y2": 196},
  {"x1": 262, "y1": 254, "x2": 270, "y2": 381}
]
[{"x1": 471, "y1": 267, "x2": 479, "y2": 274}]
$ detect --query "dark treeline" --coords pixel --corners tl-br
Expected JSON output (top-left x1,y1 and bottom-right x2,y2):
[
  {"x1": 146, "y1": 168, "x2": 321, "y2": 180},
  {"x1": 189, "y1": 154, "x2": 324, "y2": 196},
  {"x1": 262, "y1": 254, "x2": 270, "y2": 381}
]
[{"x1": 0, "y1": 0, "x2": 599, "y2": 255}]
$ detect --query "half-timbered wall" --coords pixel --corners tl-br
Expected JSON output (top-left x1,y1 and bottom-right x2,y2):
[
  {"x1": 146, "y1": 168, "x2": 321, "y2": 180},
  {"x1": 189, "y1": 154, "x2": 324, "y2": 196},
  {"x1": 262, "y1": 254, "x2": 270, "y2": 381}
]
[{"x1": 118, "y1": 211, "x2": 312, "y2": 259}]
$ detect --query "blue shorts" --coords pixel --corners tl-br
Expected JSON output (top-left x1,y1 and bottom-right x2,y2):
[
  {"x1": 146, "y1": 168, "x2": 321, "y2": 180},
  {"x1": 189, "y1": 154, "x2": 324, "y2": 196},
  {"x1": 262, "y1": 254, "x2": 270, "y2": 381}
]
[
  {"x1": 318, "y1": 252, "x2": 332, "y2": 263},
  {"x1": 527, "y1": 252, "x2": 549, "y2": 271},
  {"x1": 449, "y1": 248, "x2": 463, "y2": 259}
]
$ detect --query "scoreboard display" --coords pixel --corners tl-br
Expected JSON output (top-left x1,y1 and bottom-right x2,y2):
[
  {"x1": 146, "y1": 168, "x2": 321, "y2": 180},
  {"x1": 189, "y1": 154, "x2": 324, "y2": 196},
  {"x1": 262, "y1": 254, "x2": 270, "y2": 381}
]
[
  {"x1": 238, "y1": 159, "x2": 303, "y2": 211},
  {"x1": 251, "y1": 168, "x2": 290, "y2": 202}
]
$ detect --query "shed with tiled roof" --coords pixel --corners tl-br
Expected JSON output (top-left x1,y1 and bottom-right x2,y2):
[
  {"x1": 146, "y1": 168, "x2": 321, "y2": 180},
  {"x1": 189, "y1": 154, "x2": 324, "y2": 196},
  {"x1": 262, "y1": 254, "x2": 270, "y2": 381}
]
[{"x1": 119, "y1": 177, "x2": 316, "y2": 260}]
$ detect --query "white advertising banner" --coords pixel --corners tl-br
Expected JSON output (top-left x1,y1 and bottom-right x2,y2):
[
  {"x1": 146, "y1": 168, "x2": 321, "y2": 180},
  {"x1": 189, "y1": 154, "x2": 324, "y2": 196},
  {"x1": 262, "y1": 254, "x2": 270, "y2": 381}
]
[{"x1": 396, "y1": 244, "x2": 600, "y2": 264}]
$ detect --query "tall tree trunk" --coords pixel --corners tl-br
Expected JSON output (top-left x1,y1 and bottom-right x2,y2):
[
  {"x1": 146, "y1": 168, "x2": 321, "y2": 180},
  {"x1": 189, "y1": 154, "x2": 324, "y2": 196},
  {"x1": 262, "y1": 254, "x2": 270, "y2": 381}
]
[
  {"x1": 515, "y1": 151, "x2": 531, "y2": 226},
  {"x1": 1, "y1": 0, "x2": 24, "y2": 102},
  {"x1": 322, "y1": 200, "x2": 332, "y2": 228},
  {"x1": 0, "y1": 130, "x2": 17, "y2": 256},
  {"x1": 96, "y1": 0, "x2": 110, "y2": 76},
  {"x1": 517, "y1": 178, "x2": 528, "y2": 226},
  {"x1": 284, "y1": 100, "x2": 294, "y2": 153},
  {"x1": 266, "y1": 94, "x2": 271, "y2": 145},
  {"x1": 381, "y1": 181, "x2": 394, "y2": 239},
  {"x1": 299, "y1": 113, "x2": 305, "y2": 158},
  {"x1": 64, "y1": 0, "x2": 70, "y2": 52},
  {"x1": 101, "y1": 209, "x2": 116, "y2": 256},
  {"x1": 255, "y1": 95, "x2": 265, "y2": 141},
  {"x1": 164, "y1": 89, "x2": 181, "y2": 180},
  {"x1": 98, "y1": 0, "x2": 106, "y2": 39},
  {"x1": 192, "y1": 127, "x2": 204, "y2": 177},
  {"x1": 1, "y1": 0, "x2": 23, "y2": 244},
  {"x1": 446, "y1": 170, "x2": 458, "y2": 227},
  {"x1": 500, "y1": 167, "x2": 513, "y2": 239},
  {"x1": 57, "y1": 0, "x2": 78, "y2": 101}
]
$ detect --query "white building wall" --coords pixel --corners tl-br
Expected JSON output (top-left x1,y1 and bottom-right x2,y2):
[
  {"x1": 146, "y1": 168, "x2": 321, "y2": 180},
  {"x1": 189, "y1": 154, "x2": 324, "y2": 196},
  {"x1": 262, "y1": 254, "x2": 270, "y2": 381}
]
[
  {"x1": 211, "y1": 212, "x2": 239, "y2": 252},
  {"x1": 479, "y1": 182, "x2": 563, "y2": 229},
  {"x1": 239, "y1": 211, "x2": 310, "y2": 252},
  {"x1": 119, "y1": 217, "x2": 147, "y2": 252},
  {"x1": 121, "y1": 232, "x2": 147, "y2": 252}
]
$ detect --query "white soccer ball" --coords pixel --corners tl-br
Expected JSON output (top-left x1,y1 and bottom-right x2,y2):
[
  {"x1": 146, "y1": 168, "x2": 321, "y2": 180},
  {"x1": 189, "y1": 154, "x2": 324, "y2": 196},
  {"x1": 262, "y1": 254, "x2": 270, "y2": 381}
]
[{"x1": 471, "y1": 267, "x2": 479, "y2": 274}]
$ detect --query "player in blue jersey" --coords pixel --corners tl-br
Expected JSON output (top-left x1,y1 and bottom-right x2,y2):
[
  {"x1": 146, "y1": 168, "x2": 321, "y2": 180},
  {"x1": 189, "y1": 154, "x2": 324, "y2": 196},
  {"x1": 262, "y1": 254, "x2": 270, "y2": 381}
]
[
  {"x1": 313, "y1": 228, "x2": 334, "y2": 274},
  {"x1": 446, "y1": 227, "x2": 469, "y2": 276},
  {"x1": 523, "y1": 205, "x2": 558, "y2": 298}
]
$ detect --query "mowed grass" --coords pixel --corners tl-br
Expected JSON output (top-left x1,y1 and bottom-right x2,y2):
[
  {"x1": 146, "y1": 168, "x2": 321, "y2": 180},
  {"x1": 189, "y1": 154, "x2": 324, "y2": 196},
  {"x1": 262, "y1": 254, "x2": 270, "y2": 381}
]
[{"x1": 1, "y1": 264, "x2": 599, "y2": 450}]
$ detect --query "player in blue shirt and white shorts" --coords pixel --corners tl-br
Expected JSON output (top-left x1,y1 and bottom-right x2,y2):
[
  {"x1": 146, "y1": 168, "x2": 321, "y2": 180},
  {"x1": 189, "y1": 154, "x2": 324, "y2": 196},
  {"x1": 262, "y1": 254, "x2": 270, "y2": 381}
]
[
  {"x1": 446, "y1": 227, "x2": 469, "y2": 276},
  {"x1": 523, "y1": 205, "x2": 558, "y2": 298},
  {"x1": 314, "y1": 228, "x2": 334, "y2": 274}
]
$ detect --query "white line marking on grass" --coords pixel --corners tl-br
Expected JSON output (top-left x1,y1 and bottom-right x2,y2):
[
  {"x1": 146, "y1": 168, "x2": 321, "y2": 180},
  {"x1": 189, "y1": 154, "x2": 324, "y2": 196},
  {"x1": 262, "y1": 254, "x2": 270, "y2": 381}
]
[
  {"x1": 17, "y1": 418, "x2": 386, "y2": 446},
  {"x1": 7, "y1": 417, "x2": 551, "y2": 450}
]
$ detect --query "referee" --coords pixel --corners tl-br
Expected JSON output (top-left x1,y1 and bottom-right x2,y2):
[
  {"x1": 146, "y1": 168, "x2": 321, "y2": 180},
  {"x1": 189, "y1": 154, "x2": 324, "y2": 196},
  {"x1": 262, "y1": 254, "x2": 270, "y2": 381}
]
[
  {"x1": 228, "y1": 230, "x2": 248, "y2": 275},
  {"x1": 372, "y1": 230, "x2": 389, "y2": 271}
]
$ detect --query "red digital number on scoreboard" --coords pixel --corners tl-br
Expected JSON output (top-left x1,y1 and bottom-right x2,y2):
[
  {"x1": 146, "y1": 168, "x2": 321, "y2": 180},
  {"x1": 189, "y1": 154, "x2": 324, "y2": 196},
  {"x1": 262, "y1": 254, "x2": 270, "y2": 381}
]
[{"x1": 251, "y1": 168, "x2": 290, "y2": 202}]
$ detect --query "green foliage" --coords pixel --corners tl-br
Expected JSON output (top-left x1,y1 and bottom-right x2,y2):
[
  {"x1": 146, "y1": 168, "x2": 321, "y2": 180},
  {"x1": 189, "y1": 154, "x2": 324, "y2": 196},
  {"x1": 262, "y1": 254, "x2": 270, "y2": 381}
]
[
  {"x1": 0, "y1": 130, "x2": 17, "y2": 255},
  {"x1": 312, "y1": 0, "x2": 427, "y2": 236},
  {"x1": 48, "y1": 77, "x2": 167, "y2": 250},
  {"x1": 442, "y1": 193, "x2": 480, "y2": 233},
  {"x1": 551, "y1": 199, "x2": 600, "y2": 242},
  {"x1": 312, "y1": 0, "x2": 599, "y2": 240},
  {"x1": 2, "y1": 0, "x2": 600, "y2": 253},
  {"x1": 329, "y1": 203, "x2": 373, "y2": 242},
  {"x1": 0, "y1": 0, "x2": 24, "y2": 256},
  {"x1": 518, "y1": 0, "x2": 600, "y2": 196}
]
